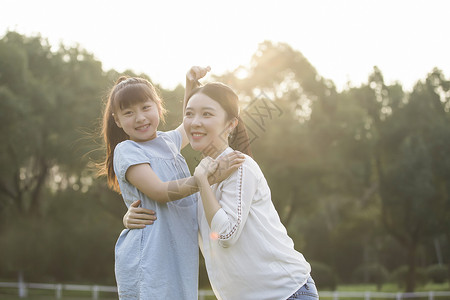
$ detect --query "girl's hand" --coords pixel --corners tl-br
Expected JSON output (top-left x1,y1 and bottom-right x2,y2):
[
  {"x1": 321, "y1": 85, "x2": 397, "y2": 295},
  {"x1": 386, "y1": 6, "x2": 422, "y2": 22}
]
[
  {"x1": 123, "y1": 200, "x2": 157, "y2": 229},
  {"x1": 186, "y1": 65, "x2": 211, "y2": 83},
  {"x1": 194, "y1": 156, "x2": 219, "y2": 182},
  {"x1": 208, "y1": 151, "x2": 245, "y2": 185}
]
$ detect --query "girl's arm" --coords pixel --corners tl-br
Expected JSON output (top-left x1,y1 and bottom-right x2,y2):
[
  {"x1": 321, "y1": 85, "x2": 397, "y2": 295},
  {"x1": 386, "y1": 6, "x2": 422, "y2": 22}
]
[
  {"x1": 176, "y1": 66, "x2": 211, "y2": 149},
  {"x1": 127, "y1": 163, "x2": 199, "y2": 203},
  {"x1": 123, "y1": 151, "x2": 245, "y2": 227}
]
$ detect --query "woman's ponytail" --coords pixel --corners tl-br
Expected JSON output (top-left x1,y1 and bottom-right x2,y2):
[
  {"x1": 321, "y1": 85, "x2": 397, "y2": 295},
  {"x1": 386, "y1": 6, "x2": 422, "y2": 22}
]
[{"x1": 229, "y1": 116, "x2": 252, "y2": 157}]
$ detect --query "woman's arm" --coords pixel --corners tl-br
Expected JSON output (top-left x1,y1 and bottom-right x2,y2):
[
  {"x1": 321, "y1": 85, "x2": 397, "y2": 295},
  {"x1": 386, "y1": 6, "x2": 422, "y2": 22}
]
[
  {"x1": 194, "y1": 156, "x2": 258, "y2": 248},
  {"x1": 123, "y1": 200, "x2": 156, "y2": 229},
  {"x1": 176, "y1": 66, "x2": 211, "y2": 149},
  {"x1": 194, "y1": 157, "x2": 222, "y2": 226}
]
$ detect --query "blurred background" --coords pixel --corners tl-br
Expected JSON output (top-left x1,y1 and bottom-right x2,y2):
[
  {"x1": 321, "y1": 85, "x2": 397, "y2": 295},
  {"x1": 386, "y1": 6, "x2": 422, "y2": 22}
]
[{"x1": 1, "y1": 0, "x2": 449, "y2": 297}]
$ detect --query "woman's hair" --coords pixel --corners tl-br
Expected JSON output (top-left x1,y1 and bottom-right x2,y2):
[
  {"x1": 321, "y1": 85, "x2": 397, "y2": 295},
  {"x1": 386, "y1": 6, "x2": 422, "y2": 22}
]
[
  {"x1": 186, "y1": 82, "x2": 252, "y2": 157},
  {"x1": 98, "y1": 76, "x2": 166, "y2": 193}
]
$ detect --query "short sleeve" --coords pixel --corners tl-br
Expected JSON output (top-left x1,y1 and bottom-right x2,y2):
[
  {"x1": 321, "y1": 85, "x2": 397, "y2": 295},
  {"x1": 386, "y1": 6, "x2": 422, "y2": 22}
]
[
  {"x1": 114, "y1": 141, "x2": 151, "y2": 182},
  {"x1": 162, "y1": 130, "x2": 182, "y2": 151}
]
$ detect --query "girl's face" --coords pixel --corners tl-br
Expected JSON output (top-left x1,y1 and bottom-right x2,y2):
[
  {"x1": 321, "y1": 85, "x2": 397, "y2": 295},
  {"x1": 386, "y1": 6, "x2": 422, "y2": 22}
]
[
  {"x1": 184, "y1": 93, "x2": 235, "y2": 158},
  {"x1": 114, "y1": 99, "x2": 160, "y2": 142}
]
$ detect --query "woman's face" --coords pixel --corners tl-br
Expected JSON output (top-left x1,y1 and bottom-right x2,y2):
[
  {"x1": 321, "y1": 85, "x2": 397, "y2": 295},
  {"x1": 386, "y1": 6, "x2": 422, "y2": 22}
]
[{"x1": 184, "y1": 93, "x2": 234, "y2": 158}]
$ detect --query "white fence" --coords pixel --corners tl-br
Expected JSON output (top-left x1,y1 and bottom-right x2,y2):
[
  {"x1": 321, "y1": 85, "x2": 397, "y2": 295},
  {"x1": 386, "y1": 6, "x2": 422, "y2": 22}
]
[
  {"x1": 1, "y1": 282, "x2": 450, "y2": 300},
  {"x1": 319, "y1": 291, "x2": 450, "y2": 299},
  {"x1": 0, "y1": 282, "x2": 216, "y2": 300}
]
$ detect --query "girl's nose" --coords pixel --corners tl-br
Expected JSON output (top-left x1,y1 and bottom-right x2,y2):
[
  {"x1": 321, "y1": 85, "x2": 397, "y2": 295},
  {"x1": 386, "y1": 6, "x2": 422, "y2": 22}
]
[{"x1": 136, "y1": 112, "x2": 146, "y2": 122}]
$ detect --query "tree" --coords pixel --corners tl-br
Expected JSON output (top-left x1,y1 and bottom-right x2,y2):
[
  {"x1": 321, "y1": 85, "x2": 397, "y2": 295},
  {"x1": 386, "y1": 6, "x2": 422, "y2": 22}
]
[
  {"x1": 367, "y1": 68, "x2": 450, "y2": 291},
  {"x1": 0, "y1": 31, "x2": 107, "y2": 216}
]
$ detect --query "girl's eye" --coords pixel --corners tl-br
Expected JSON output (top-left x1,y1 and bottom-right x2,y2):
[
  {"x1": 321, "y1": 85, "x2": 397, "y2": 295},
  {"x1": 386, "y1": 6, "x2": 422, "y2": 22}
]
[
  {"x1": 143, "y1": 105, "x2": 152, "y2": 110},
  {"x1": 185, "y1": 111, "x2": 193, "y2": 117},
  {"x1": 203, "y1": 112, "x2": 213, "y2": 117},
  {"x1": 124, "y1": 111, "x2": 133, "y2": 115}
]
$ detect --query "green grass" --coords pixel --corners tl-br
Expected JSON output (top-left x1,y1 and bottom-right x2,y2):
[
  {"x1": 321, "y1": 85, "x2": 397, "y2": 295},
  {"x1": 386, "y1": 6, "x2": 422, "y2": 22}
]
[
  {"x1": 334, "y1": 282, "x2": 450, "y2": 293},
  {"x1": 0, "y1": 287, "x2": 116, "y2": 300},
  {"x1": 1, "y1": 283, "x2": 449, "y2": 300}
]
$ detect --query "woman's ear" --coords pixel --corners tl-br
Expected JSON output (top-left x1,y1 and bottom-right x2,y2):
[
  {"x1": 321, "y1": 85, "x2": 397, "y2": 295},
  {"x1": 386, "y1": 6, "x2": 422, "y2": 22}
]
[{"x1": 228, "y1": 117, "x2": 239, "y2": 134}]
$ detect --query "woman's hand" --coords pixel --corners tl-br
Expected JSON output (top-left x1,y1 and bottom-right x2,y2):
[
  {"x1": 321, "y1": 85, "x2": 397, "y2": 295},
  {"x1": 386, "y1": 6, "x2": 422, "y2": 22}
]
[
  {"x1": 208, "y1": 151, "x2": 245, "y2": 185},
  {"x1": 123, "y1": 200, "x2": 157, "y2": 229},
  {"x1": 194, "y1": 156, "x2": 219, "y2": 183},
  {"x1": 186, "y1": 65, "x2": 211, "y2": 83}
]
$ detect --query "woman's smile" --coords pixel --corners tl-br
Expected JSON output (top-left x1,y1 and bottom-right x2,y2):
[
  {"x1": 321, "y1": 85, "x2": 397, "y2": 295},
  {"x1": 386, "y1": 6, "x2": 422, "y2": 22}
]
[{"x1": 191, "y1": 131, "x2": 207, "y2": 140}]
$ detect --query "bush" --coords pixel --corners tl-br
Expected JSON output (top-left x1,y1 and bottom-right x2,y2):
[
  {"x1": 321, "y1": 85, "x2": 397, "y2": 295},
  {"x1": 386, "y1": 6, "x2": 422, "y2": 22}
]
[
  {"x1": 309, "y1": 261, "x2": 338, "y2": 290},
  {"x1": 426, "y1": 264, "x2": 448, "y2": 284},
  {"x1": 391, "y1": 265, "x2": 427, "y2": 288},
  {"x1": 352, "y1": 263, "x2": 389, "y2": 287}
]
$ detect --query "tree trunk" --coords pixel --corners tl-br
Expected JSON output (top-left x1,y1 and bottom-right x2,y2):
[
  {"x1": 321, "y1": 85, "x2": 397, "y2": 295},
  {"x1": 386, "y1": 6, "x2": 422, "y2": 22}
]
[
  {"x1": 405, "y1": 243, "x2": 417, "y2": 292},
  {"x1": 29, "y1": 157, "x2": 48, "y2": 216}
]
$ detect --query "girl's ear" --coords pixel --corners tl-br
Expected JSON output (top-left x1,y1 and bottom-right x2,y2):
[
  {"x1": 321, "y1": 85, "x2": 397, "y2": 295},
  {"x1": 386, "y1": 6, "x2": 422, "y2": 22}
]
[{"x1": 112, "y1": 113, "x2": 122, "y2": 128}]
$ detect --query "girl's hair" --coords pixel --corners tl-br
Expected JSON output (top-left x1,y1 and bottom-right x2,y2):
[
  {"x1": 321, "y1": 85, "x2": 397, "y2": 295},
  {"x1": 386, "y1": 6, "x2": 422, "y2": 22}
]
[
  {"x1": 98, "y1": 76, "x2": 166, "y2": 193},
  {"x1": 186, "y1": 82, "x2": 252, "y2": 157}
]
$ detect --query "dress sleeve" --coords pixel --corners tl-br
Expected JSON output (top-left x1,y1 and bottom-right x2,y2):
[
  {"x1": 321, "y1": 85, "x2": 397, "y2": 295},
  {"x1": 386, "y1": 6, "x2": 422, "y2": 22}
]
[
  {"x1": 163, "y1": 130, "x2": 182, "y2": 151},
  {"x1": 210, "y1": 163, "x2": 259, "y2": 248},
  {"x1": 113, "y1": 141, "x2": 151, "y2": 183}
]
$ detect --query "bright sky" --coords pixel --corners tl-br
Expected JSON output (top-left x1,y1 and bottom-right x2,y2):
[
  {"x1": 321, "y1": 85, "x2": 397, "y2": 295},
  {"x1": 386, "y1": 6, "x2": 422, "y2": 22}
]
[{"x1": 1, "y1": 0, "x2": 449, "y2": 92}]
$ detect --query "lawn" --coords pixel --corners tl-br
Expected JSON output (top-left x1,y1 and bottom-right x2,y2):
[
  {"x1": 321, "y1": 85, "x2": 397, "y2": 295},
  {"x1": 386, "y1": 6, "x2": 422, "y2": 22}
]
[{"x1": 1, "y1": 282, "x2": 449, "y2": 300}]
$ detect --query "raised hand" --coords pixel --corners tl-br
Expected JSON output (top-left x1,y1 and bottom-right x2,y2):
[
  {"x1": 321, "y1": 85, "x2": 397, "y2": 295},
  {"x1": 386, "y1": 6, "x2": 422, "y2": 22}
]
[{"x1": 186, "y1": 65, "x2": 211, "y2": 83}]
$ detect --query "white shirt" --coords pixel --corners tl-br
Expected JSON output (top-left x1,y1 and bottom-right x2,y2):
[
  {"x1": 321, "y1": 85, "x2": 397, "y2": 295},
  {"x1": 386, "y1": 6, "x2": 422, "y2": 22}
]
[{"x1": 198, "y1": 148, "x2": 311, "y2": 300}]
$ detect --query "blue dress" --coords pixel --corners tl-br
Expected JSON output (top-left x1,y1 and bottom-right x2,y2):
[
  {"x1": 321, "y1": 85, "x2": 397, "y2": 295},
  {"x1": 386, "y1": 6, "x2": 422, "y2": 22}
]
[{"x1": 113, "y1": 130, "x2": 198, "y2": 300}]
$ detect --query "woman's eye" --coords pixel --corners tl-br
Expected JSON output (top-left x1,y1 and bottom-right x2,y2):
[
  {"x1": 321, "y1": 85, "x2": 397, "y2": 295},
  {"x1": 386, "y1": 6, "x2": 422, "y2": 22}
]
[
  {"x1": 185, "y1": 112, "x2": 193, "y2": 117},
  {"x1": 203, "y1": 112, "x2": 212, "y2": 117},
  {"x1": 124, "y1": 111, "x2": 133, "y2": 115}
]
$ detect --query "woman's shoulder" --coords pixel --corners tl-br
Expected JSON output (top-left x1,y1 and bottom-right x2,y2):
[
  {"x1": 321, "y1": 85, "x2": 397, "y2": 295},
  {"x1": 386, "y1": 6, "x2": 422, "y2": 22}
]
[{"x1": 239, "y1": 154, "x2": 264, "y2": 180}]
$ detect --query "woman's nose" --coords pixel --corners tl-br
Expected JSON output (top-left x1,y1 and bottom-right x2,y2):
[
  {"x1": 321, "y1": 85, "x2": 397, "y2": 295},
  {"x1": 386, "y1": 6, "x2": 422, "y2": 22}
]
[{"x1": 191, "y1": 115, "x2": 202, "y2": 127}]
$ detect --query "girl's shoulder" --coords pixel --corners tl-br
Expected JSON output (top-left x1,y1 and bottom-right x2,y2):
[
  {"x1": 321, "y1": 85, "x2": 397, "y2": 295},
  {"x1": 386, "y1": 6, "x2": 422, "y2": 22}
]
[
  {"x1": 115, "y1": 139, "x2": 141, "y2": 152},
  {"x1": 158, "y1": 130, "x2": 182, "y2": 150},
  {"x1": 114, "y1": 140, "x2": 149, "y2": 159}
]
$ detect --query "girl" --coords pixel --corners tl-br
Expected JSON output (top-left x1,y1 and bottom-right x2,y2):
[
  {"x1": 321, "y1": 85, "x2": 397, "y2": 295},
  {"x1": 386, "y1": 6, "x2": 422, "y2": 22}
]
[
  {"x1": 99, "y1": 70, "x2": 244, "y2": 300},
  {"x1": 125, "y1": 82, "x2": 318, "y2": 300}
]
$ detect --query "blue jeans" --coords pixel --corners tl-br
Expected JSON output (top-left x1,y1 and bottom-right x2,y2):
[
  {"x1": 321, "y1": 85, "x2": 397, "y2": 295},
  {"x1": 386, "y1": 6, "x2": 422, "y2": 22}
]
[{"x1": 287, "y1": 276, "x2": 319, "y2": 300}]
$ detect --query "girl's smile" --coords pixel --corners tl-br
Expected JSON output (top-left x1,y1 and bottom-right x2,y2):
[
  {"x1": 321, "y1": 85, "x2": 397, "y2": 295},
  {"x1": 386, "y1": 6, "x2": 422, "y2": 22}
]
[{"x1": 191, "y1": 131, "x2": 207, "y2": 140}]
